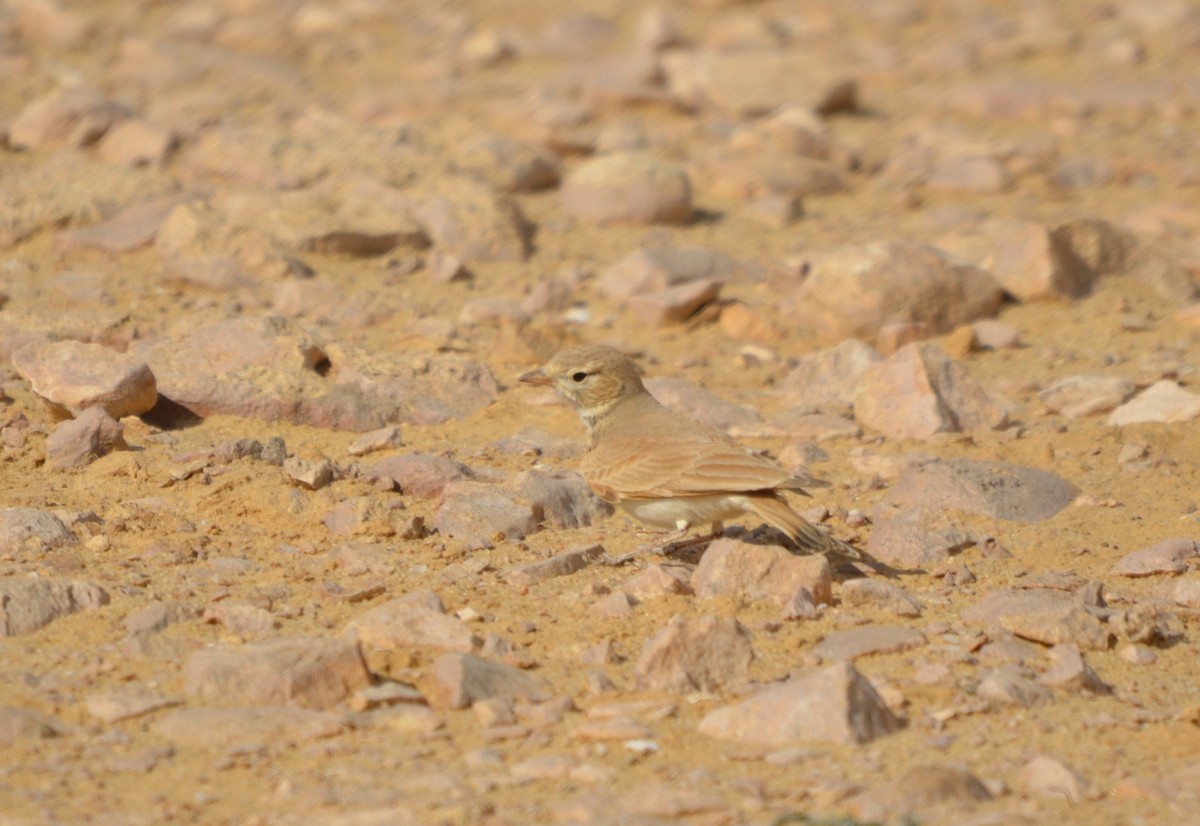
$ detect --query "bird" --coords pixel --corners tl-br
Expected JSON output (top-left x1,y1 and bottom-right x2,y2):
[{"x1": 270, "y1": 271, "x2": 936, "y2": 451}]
[{"x1": 519, "y1": 344, "x2": 868, "y2": 564}]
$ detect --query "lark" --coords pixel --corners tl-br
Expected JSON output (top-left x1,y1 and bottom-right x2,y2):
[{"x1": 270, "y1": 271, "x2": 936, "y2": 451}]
[{"x1": 520, "y1": 344, "x2": 867, "y2": 563}]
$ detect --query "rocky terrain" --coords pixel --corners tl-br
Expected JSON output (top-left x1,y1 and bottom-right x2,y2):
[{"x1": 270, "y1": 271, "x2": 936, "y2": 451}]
[{"x1": 2, "y1": 0, "x2": 1200, "y2": 824}]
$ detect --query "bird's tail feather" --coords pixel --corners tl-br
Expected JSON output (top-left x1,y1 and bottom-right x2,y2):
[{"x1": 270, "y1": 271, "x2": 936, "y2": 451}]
[{"x1": 750, "y1": 493, "x2": 872, "y2": 562}]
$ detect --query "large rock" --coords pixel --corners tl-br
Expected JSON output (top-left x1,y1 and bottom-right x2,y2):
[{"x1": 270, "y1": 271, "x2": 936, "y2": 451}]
[
  {"x1": 698, "y1": 661, "x2": 900, "y2": 745},
  {"x1": 0, "y1": 578, "x2": 109, "y2": 636},
  {"x1": 787, "y1": 242, "x2": 1005, "y2": 343},
  {"x1": 12, "y1": 340, "x2": 157, "y2": 418},
  {"x1": 561, "y1": 153, "x2": 693, "y2": 226},
  {"x1": 183, "y1": 636, "x2": 371, "y2": 710},
  {"x1": 139, "y1": 317, "x2": 498, "y2": 429},
  {"x1": 885, "y1": 459, "x2": 1079, "y2": 522},
  {"x1": 854, "y1": 343, "x2": 1008, "y2": 439}
]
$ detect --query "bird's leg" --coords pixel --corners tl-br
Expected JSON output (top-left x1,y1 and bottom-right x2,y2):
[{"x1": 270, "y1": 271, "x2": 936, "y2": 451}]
[{"x1": 603, "y1": 521, "x2": 725, "y2": 566}]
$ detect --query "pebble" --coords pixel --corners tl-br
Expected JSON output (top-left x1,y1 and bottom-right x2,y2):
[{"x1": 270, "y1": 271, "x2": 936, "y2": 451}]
[
  {"x1": 1019, "y1": 754, "x2": 1088, "y2": 802},
  {"x1": 1111, "y1": 537, "x2": 1199, "y2": 576},
  {"x1": 598, "y1": 245, "x2": 737, "y2": 301},
  {"x1": 43, "y1": 407, "x2": 128, "y2": 469},
  {"x1": 691, "y1": 537, "x2": 832, "y2": 607},
  {"x1": 424, "y1": 652, "x2": 548, "y2": 710},
  {"x1": 810, "y1": 625, "x2": 927, "y2": 662},
  {"x1": 839, "y1": 579, "x2": 923, "y2": 617},
  {"x1": 698, "y1": 661, "x2": 901, "y2": 745},
  {"x1": 777, "y1": 339, "x2": 882, "y2": 415},
  {"x1": 634, "y1": 614, "x2": 754, "y2": 693},
  {"x1": 1108, "y1": 380, "x2": 1200, "y2": 425},
  {"x1": 182, "y1": 636, "x2": 371, "y2": 709},
  {"x1": 854, "y1": 343, "x2": 1008, "y2": 439},
  {"x1": 0, "y1": 576, "x2": 108, "y2": 636},
  {"x1": 504, "y1": 544, "x2": 605, "y2": 587},
  {"x1": 884, "y1": 458, "x2": 1079, "y2": 522},
  {"x1": 627, "y1": 278, "x2": 723, "y2": 327},
  {"x1": 344, "y1": 590, "x2": 479, "y2": 652},
  {"x1": 560, "y1": 152, "x2": 693, "y2": 226},
  {"x1": 432, "y1": 481, "x2": 540, "y2": 550},
  {"x1": 1039, "y1": 374, "x2": 1137, "y2": 418}
]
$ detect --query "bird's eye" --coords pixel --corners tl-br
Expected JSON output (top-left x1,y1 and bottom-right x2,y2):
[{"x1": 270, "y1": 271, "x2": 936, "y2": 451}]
[{"x1": 571, "y1": 371, "x2": 587, "y2": 383}]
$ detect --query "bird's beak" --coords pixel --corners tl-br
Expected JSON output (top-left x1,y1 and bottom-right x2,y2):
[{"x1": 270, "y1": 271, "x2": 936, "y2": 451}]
[{"x1": 518, "y1": 368, "x2": 553, "y2": 387}]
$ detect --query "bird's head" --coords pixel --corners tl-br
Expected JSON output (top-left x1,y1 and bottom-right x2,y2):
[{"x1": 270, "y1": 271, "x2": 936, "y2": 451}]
[{"x1": 519, "y1": 345, "x2": 646, "y2": 427}]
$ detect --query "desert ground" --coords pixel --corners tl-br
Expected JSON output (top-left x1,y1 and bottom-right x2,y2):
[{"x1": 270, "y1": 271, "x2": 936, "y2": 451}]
[{"x1": 2, "y1": 1, "x2": 1200, "y2": 824}]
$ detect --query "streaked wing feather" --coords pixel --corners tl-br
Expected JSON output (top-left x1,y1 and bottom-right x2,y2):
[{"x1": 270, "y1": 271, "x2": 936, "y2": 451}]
[{"x1": 584, "y1": 428, "x2": 794, "y2": 498}]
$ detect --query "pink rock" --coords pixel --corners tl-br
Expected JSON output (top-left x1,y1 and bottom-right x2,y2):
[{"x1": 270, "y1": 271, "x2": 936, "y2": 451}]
[
  {"x1": 1039, "y1": 643, "x2": 1112, "y2": 694},
  {"x1": 625, "y1": 563, "x2": 693, "y2": 598},
  {"x1": 1108, "y1": 380, "x2": 1200, "y2": 425},
  {"x1": 788, "y1": 242, "x2": 1004, "y2": 342},
  {"x1": 432, "y1": 481, "x2": 540, "y2": 550},
  {"x1": 202, "y1": 602, "x2": 276, "y2": 636},
  {"x1": 54, "y1": 194, "x2": 195, "y2": 253},
  {"x1": 425, "y1": 652, "x2": 547, "y2": 710},
  {"x1": 0, "y1": 508, "x2": 78, "y2": 555},
  {"x1": 367, "y1": 453, "x2": 475, "y2": 498},
  {"x1": 970, "y1": 319, "x2": 1021, "y2": 349},
  {"x1": 344, "y1": 590, "x2": 480, "y2": 652},
  {"x1": 627, "y1": 278, "x2": 723, "y2": 327},
  {"x1": 347, "y1": 425, "x2": 403, "y2": 457},
  {"x1": 0, "y1": 577, "x2": 109, "y2": 636},
  {"x1": 8, "y1": 86, "x2": 129, "y2": 150},
  {"x1": 599, "y1": 245, "x2": 737, "y2": 301},
  {"x1": 1111, "y1": 538, "x2": 1200, "y2": 576},
  {"x1": 1039, "y1": 374, "x2": 1136, "y2": 418},
  {"x1": 811, "y1": 625, "x2": 926, "y2": 662},
  {"x1": 691, "y1": 537, "x2": 832, "y2": 607},
  {"x1": 886, "y1": 459, "x2": 1078, "y2": 522},
  {"x1": 504, "y1": 544, "x2": 605, "y2": 586},
  {"x1": 44, "y1": 407, "x2": 128, "y2": 469},
  {"x1": 978, "y1": 664, "x2": 1054, "y2": 708},
  {"x1": 854, "y1": 343, "x2": 1008, "y2": 440},
  {"x1": 12, "y1": 340, "x2": 157, "y2": 418},
  {"x1": 593, "y1": 591, "x2": 636, "y2": 618},
  {"x1": 864, "y1": 517, "x2": 972, "y2": 567},
  {"x1": 634, "y1": 614, "x2": 754, "y2": 693},
  {"x1": 123, "y1": 601, "x2": 200, "y2": 635},
  {"x1": 1019, "y1": 755, "x2": 1088, "y2": 803},
  {"x1": 840, "y1": 579, "x2": 922, "y2": 617},
  {"x1": 777, "y1": 339, "x2": 882, "y2": 415},
  {"x1": 698, "y1": 661, "x2": 900, "y2": 745},
  {"x1": 97, "y1": 118, "x2": 176, "y2": 167},
  {"x1": 988, "y1": 222, "x2": 1096, "y2": 301},
  {"x1": 561, "y1": 153, "x2": 693, "y2": 226},
  {"x1": 183, "y1": 636, "x2": 370, "y2": 710},
  {"x1": 699, "y1": 151, "x2": 847, "y2": 200}
]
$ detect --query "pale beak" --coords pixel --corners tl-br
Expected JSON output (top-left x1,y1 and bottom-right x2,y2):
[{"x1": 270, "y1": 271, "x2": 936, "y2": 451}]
[{"x1": 518, "y1": 368, "x2": 553, "y2": 387}]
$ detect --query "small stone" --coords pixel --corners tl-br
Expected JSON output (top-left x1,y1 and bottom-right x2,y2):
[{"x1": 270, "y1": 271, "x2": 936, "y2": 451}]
[
  {"x1": 1039, "y1": 375, "x2": 1136, "y2": 418},
  {"x1": 1118, "y1": 643, "x2": 1157, "y2": 665},
  {"x1": 1019, "y1": 755, "x2": 1088, "y2": 803},
  {"x1": 624, "y1": 564, "x2": 693, "y2": 598},
  {"x1": 560, "y1": 152, "x2": 693, "y2": 226},
  {"x1": 777, "y1": 339, "x2": 882, "y2": 415},
  {"x1": 12, "y1": 340, "x2": 157, "y2": 418},
  {"x1": 182, "y1": 636, "x2": 371, "y2": 709},
  {"x1": 691, "y1": 537, "x2": 832, "y2": 607},
  {"x1": 854, "y1": 343, "x2": 1007, "y2": 439},
  {"x1": 97, "y1": 118, "x2": 175, "y2": 167},
  {"x1": 85, "y1": 689, "x2": 179, "y2": 723},
  {"x1": 885, "y1": 459, "x2": 1079, "y2": 523},
  {"x1": 8, "y1": 86, "x2": 128, "y2": 150},
  {"x1": 698, "y1": 661, "x2": 901, "y2": 746},
  {"x1": 1039, "y1": 643, "x2": 1112, "y2": 693},
  {"x1": 977, "y1": 664, "x2": 1053, "y2": 708},
  {"x1": 811, "y1": 625, "x2": 926, "y2": 662},
  {"x1": 634, "y1": 614, "x2": 754, "y2": 693},
  {"x1": 283, "y1": 457, "x2": 334, "y2": 490},
  {"x1": 347, "y1": 425, "x2": 403, "y2": 456},
  {"x1": 505, "y1": 544, "x2": 605, "y2": 587},
  {"x1": 627, "y1": 278, "x2": 723, "y2": 328},
  {"x1": 344, "y1": 590, "x2": 479, "y2": 652},
  {"x1": 839, "y1": 579, "x2": 922, "y2": 617},
  {"x1": 0, "y1": 707, "x2": 63, "y2": 745},
  {"x1": 1108, "y1": 381, "x2": 1200, "y2": 425},
  {"x1": 432, "y1": 481, "x2": 540, "y2": 550},
  {"x1": 367, "y1": 453, "x2": 474, "y2": 498},
  {"x1": 971, "y1": 320, "x2": 1021, "y2": 349},
  {"x1": 1111, "y1": 538, "x2": 1199, "y2": 577},
  {"x1": 0, "y1": 577, "x2": 109, "y2": 636},
  {"x1": 424, "y1": 652, "x2": 547, "y2": 710},
  {"x1": 44, "y1": 407, "x2": 129, "y2": 469},
  {"x1": 598, "y1": 244, "x2": 737, "y2": 301}
]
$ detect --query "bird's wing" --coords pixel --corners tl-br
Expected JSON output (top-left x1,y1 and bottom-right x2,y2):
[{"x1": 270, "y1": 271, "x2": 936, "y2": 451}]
[{"x1": 583, "y1": 427, "x2": 798, "y2": 500}]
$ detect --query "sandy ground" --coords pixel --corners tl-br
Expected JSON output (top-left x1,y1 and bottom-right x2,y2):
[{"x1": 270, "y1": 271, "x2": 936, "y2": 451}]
[{"x1": 2, "y1": 1, "x2": 1200, "y2": 824}]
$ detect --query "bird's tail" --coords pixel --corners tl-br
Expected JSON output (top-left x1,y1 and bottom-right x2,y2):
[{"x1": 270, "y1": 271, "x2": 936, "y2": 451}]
[{"x1": 750, "y1": 492, "x2": 872, "y2": 563}]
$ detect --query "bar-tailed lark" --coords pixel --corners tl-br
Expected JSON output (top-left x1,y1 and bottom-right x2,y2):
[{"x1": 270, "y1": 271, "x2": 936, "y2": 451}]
[{"x1": 520, "y1": 344, "x2": 869, "y2": 563}]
